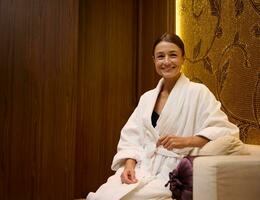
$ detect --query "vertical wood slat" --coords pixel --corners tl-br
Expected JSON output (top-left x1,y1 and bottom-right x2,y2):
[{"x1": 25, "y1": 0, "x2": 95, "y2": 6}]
[
  {"x1": 0, "y1": 0, "x2": 78, "y2": 199},
  {"x1": 74, "y1": 0, "x2": 138, "y2": 198},
  {"x1": 137, "y1": 0, "x2": 176, "y2": 97}
]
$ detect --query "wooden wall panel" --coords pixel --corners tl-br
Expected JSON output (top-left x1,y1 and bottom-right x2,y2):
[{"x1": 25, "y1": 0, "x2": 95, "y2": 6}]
[
  {"x1": 0, "y1": 0, "x2": 176, "y2": 198},
  {"x1": 0, "y1": 0, "x2": 78, "y2": 199},
  {"x1": 74, "y1": 0, "x2": 138, "y2": 198},
  {"x1": 74, "y1": 0, "x2": 176, "y2": 198}
]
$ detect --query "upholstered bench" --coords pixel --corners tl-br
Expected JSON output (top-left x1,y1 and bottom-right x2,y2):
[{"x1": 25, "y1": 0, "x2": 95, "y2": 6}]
[{"x1": 193, "y1": 144, "x2": 260, "y2": 200}]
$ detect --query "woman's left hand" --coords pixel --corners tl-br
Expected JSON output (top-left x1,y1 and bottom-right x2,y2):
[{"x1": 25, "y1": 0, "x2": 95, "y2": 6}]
[{"x1": 156, "y1": 134, "x2": 190, "y2": 150}]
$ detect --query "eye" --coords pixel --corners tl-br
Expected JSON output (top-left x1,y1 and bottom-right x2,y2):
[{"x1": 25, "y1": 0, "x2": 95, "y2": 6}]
[
  {"x1": 169, "y1": 53, "x2": 177, "y2": 58},
  {"x1": 156, "y1": 55, "x2": 165, "y2": 60}
]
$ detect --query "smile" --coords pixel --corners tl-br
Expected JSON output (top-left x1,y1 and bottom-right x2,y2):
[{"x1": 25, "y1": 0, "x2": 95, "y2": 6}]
[{"x1": 162, "y1": 66, "x2": 177, "y2": 70}]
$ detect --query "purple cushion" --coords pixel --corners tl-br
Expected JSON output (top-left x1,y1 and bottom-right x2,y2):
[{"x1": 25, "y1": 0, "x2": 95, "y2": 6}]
[{"x1": 165, "y1": 156, "x2": 196, "y2": 200}]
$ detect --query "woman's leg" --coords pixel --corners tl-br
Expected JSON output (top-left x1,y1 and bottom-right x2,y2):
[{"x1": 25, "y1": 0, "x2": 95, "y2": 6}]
[{"x1": 121, "y1": 177, "x2": 172, "y2": 200}]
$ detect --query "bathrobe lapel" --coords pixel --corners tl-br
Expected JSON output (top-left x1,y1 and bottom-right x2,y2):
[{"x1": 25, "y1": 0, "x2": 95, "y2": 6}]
[
  {"x1": 142, "y1": 74, "x2": 190, "y2": 139},
  {"x1": 142, "y1": 79, "x2": 164, "y2": 141},
  {"x1": 156, "y1": 74, "x2": 190, "y2": 136}
]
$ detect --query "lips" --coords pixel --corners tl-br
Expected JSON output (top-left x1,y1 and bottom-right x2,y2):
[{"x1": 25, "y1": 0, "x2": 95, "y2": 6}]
[{"x1": 162, "y1": 66, "x2": 176, "y2": 71}]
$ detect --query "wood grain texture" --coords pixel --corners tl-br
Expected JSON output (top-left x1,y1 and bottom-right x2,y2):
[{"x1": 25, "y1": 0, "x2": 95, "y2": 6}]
[
  {"x1": 0, "y1": 0, "x2": 78, "y2": 199},
  {"x1": 0, "y1": 0, "x2": 176, "y2": 199},
  {"x1": 137, "y1": 0, "x2": 176, "y2": 97},
  {"x1": 74, "y1": 0, "x2": 176, "y2": 198},
  {"x1": 74, "y1": 0, "x2": 138, "y2": 198}
]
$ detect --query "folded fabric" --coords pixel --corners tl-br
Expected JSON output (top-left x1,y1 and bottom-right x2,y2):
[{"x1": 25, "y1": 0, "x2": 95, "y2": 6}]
[
  {"x1": 190, "y1": 135, "x2": 249, "y2": 156},
  {"x1": 165, "y1": 156, "x2": 196, "y2": 200}
]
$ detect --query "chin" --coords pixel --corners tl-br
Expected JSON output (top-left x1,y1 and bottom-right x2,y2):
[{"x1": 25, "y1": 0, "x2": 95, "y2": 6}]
[{"x1": 161, "y1": 72, "x2": 181, "y2": 79}]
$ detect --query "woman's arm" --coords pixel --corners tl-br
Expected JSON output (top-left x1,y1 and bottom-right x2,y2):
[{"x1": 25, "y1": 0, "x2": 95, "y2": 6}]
[
  {"x1": 156, "y1": 135, "x2": 210, "y2": 150},
  {"x1": 111, "y1": 96, "x2": 145, "y2": 171}
]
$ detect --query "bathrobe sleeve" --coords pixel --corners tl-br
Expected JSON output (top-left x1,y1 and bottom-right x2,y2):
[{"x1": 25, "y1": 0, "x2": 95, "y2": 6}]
[
  {"x1": 194, "y1": 85, "x2": 239, "y2": 140},
  {"x1": 111, "y1": 96, "x2": 145, "y2": 171}
]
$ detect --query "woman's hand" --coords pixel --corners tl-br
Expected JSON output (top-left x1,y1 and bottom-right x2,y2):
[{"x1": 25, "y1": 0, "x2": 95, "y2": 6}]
[
  {"x1": 121, "y1": 159, "x2": 138, "y2": 184},
  {"x1": 156, "y1": 135, "x2": 189, "y2": 150},
  {"x1": 156, "y1": 134, "x2": 209, "y2": 150}
]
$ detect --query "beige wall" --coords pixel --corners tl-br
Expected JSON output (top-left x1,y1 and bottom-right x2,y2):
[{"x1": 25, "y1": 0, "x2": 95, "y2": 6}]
[{"x1": 177, "y1": 0, "x2": 260, "y2": 144}]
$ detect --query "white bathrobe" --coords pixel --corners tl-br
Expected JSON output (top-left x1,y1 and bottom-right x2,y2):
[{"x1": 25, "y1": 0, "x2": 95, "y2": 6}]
[{"x1": 87, "y1": 74, "x2": 239, "y2": 200}]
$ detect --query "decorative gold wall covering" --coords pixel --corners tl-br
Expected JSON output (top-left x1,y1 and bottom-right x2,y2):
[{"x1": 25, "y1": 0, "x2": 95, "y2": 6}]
[{"x1": 177, "y1": 0, "x2": 260, "y2": 144}]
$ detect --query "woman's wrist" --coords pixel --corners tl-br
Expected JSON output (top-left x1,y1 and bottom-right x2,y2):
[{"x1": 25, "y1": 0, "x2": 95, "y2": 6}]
[
  {"x1": 186, "y1": 136, "x2": 209, "y2": 148},
  {"x1": 124, "y1": 158, "x2": 136, "y2": 168}
]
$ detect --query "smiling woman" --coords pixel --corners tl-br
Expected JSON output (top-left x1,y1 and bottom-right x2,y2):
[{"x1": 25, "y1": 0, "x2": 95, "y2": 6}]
[{"x1": 86, "y1": 33, "x2": 239, "y2": 200}]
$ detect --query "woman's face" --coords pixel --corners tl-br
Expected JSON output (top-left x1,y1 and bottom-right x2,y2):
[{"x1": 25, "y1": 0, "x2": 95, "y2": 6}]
[{"x1": 153, "y1": 41, "x2": 184, "y2": 79}]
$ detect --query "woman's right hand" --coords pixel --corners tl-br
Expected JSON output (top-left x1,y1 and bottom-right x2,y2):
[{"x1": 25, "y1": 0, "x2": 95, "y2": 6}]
[{"x1": 120, "y1": 158, "x2": 138, "y2": 184}]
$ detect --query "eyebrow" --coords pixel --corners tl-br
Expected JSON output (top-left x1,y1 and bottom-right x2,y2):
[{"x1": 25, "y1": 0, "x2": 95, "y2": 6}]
[
  {"x1": 168, "y1": 50, "x2": 178, "y2": 53},
  {"x1": 155, "y1": 50, "x2": 178, "y2": 55}
]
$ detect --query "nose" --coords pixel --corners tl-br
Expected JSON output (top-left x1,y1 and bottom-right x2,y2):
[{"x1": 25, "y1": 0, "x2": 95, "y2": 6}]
[{"x1": 163, "y1": 55, "x2": 171, "y2": 64}]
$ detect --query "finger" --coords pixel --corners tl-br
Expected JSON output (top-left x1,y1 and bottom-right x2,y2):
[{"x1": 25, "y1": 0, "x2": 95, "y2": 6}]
[
  {"x1": 120, "y1": 172, "x2": 126, "y2": 183},
  {"x1": 127, "y1": 170, "x2": 137, "y2": 184},
  {"x1": 160, "y1": 136, "x2": 171, "y2": 145},
  {"x1": 156, "y1": 139, "x2": 164, "y2": 147},
  {"x1": 157, "y1": 135, "x2": 166, "y2": 146},
  {"x1": 164, "y1": 143, "x2": 174, "y2": 150},
  {"x1": 156, "y1": 138, "x2": 161, "y2": 147},
  {"x1": 163, "y1": 139, "x2": 174, "y2": 150},
  {"x1": 158, "y1": 135, "x2": 168, "y2": 142},
  {"x1": 130, "y1": 170, "x2": 137, "y2": 183},
  {"x1": 124, "y1": 176, "x2": 132, "y2": 184},
  {"x1": 120, "y1": 173, "x2": 125, "y2": 183},
  {"x1": 124, "y1": 178, "x2": 132, "y2": 184},
  {"x1": 121, "y1": 171, "x2": 132, "y2": 184}
]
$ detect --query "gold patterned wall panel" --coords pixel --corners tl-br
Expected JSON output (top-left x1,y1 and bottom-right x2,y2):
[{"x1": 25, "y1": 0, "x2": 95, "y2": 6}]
[{"x1": 177, "y1": 0, "x2": 260, "y2": 144}]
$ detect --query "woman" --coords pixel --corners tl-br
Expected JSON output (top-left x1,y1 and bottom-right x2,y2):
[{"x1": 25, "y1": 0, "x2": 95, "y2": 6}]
[{"x1": 87, "y1": 33, "x2": 239, "y2": 200}]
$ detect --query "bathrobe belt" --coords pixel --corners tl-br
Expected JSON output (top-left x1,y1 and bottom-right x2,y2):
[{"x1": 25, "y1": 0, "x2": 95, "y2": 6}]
[
  {"x1": 145, "y1": 144, "x2": 186, "y2": 158},
  {"x1": 144, "y1": 143, "x2": 187, "y2": 176}
]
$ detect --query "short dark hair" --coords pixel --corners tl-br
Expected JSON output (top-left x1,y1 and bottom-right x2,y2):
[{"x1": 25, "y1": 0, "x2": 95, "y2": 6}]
[{"x1": 152, "y1": 32, "x2": 185, "y2": 56}]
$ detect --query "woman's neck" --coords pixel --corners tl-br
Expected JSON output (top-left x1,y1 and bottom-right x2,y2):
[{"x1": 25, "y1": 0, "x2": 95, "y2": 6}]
[{"x1": 162, "y1": 73, "x2": 181, "y2": 94}]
